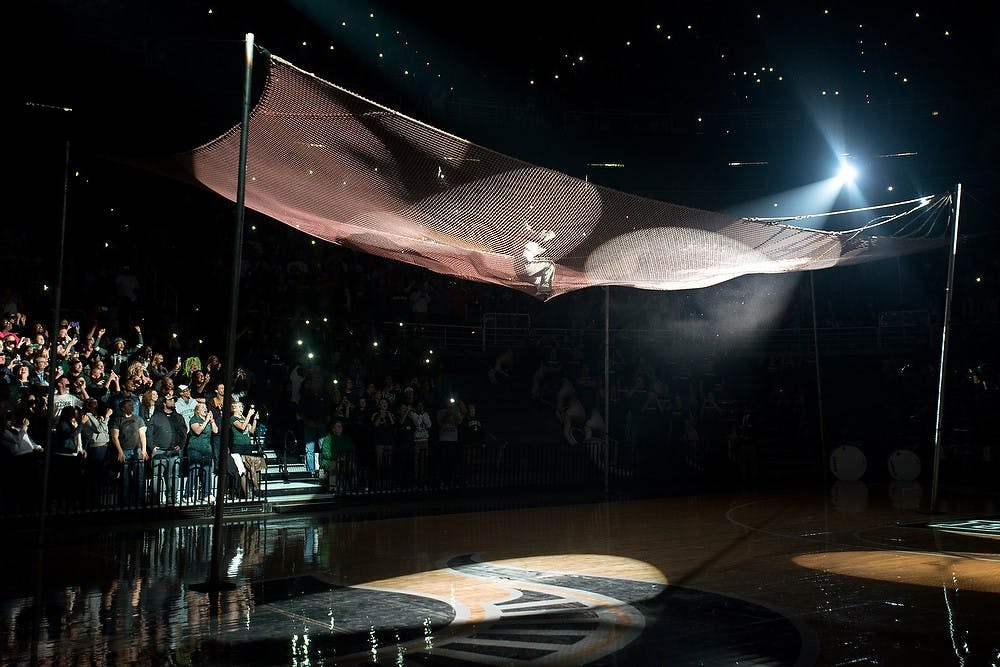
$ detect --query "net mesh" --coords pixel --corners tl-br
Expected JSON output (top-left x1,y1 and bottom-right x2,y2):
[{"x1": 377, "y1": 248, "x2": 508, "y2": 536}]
[{"x1": 166, "y1": 54, "x2": 951, "y2": 299}]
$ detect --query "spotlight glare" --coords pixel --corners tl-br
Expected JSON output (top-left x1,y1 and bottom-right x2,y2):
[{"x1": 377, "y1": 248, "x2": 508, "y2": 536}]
[{"x1": 836, "y1": 163, "x2": 858, "y2": 184}]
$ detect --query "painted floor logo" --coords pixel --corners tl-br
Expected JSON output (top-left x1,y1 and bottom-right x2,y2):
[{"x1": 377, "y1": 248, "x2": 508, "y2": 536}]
[
  {"x1": 367, "y1": 554, "x2": 650, "y2": 664},
  {"x1": 926, "y1": 518, "x2": 1000, "y2": 538},
  {"x1": 200, "y1": 554, "x2": 807, "y2": 665}
]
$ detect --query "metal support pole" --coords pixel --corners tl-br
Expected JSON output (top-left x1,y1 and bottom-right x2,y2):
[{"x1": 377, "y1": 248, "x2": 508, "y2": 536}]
[
  {"x1": 604, "y1": 286, "x2": 610, "y2": 494},
  {"x1": 199, "y1": 33, "x2": 255, "y2": 592},
  {"x1": 38, "y1": 140, "x2": 71, "y2": 546},
  {"x1": 810, "y1": 271, "x2": 827, "y2": 483},
  {"x1": 930, "y1": 184, "x2": 962, "y2": 512}
]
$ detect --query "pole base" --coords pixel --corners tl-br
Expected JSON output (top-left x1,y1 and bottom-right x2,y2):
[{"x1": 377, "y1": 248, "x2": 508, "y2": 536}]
[{"x1": 189, "y1": 579, "x2": 238, "y2": 593}]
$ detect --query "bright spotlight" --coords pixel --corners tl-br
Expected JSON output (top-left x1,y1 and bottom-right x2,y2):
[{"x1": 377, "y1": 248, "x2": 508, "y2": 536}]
[{"x1": 836, "y1": 162, "x2": 858, "y2": 185}]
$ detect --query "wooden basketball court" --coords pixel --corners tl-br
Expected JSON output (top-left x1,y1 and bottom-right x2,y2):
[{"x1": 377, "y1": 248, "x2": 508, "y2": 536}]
[{"x1": 2, "y1": 484, "x2": 998, "y2": 665}]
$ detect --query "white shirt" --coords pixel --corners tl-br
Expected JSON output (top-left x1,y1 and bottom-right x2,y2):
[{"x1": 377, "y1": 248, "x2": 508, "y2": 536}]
[
  {"x1": 52, "y1": 392, "x2": 83, "y2": 416},
  {"x1": 175, "y1": 395, "x2": 198, "y2": 427}
]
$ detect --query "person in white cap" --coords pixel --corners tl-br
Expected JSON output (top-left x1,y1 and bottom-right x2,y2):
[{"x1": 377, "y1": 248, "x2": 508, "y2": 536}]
[{"x1": 174, "y1": 384, "x2": 198, "y2": 428}]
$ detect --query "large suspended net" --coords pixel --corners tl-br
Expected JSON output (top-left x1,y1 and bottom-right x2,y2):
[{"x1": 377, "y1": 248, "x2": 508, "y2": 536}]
[{"x1": 164, "y1": 53, "x2": 952, "y2": 299}]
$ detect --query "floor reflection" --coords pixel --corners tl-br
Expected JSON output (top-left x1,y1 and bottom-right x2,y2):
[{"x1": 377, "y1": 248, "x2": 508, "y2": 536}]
[{"x1": 2, "y1": 490, "x2": 997, "y2": 665}]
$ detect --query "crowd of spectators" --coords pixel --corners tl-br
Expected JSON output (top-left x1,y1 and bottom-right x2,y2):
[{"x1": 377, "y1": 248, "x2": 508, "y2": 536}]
[
  {"x1": 0, "y1": 305, "x2": 272, "y2": 512},
  {"x1": 2, "y1": 206, "x2": 997, "y2": 516},
  {"x1": 0, "y1": 277, "x2": 505, "y2": 514}
]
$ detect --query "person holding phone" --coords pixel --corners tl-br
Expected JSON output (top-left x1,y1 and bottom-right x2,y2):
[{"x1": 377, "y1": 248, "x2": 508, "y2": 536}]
[
  {"x1": 148, "y1": 352, "x2": 179, "y2": 385},
  {"x1": 230, "y1": 401, "x2": 263, "y2": 498}
]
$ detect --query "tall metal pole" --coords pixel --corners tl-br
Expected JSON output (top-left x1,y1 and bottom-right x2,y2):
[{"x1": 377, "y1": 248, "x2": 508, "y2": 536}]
[
  {"x1": 810, "y1": 272, "x2": 827, "y2": 482},
  {"x1": 604, "y1": 286, "x2": 610, "y2": 494},
  {"x1": 38, "y1": 139, "x2": 72, "y2": 547},
  {"x1": 930, "y1": 184, "x2": 962, "y2": 512},
  {"x1": 200, "y1": 33, "x2": 255, "y2": 592}
]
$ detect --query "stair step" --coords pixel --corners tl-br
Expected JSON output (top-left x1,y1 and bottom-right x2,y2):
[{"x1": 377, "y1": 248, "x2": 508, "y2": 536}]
[
  {"x1": 269, "y1": 491, "x2": 338, "y2": 502},
  {"x1": 272, "y1": 500, "x2": 341, "y2": 513},
  {"x1": 267, "y1": 485, "x2": 355, "y2": 512},
  {"x1": 264, "y1": 481, "x2": 327, "y2": 497},
  {"x1": 257, "y1": 454, "x2": 309, "y2": 472},
  {"x1": 262, "y1": 469, "x2": 314, "y2": 481},
  {"x1": 264, "y1": 478, "x2": 324, "y2": 489}
]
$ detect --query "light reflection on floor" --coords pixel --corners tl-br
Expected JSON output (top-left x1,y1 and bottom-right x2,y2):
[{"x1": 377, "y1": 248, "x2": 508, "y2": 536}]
[
  {"x1": 792, "y1": 551, "x2": 1000, "y2": 593},
  {"x1": 1, "y1": 487, "x2": 998, "y2": 665}
]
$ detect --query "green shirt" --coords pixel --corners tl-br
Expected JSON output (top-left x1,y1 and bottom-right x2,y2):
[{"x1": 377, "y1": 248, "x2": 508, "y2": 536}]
[
  {"x1": 320, "y1": 432, "x2": 355, "y2": 470},
  {"x1": 187, "y1": 415, "x2": 213, "y2": 458},
  {"x1": 230, "y1": 415, "x2": 253, "y2": 454}
]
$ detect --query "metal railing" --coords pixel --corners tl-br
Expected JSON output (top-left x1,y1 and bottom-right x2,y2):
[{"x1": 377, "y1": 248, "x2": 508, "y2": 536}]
[
  {"x1": 293, "y1": 437, "x2": 636, "y2": 499},
  {"x1": 0, "y1": 452, "x2": 268, "y2": 519}
]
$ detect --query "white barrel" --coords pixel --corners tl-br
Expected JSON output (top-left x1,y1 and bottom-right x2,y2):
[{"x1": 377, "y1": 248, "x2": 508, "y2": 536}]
[
  {"x1": 888, "y1": 449, "x2": 921, "y2": 481},
  {"x1": 830, "y1": 444, "x2": 866, "y2": 481}
]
